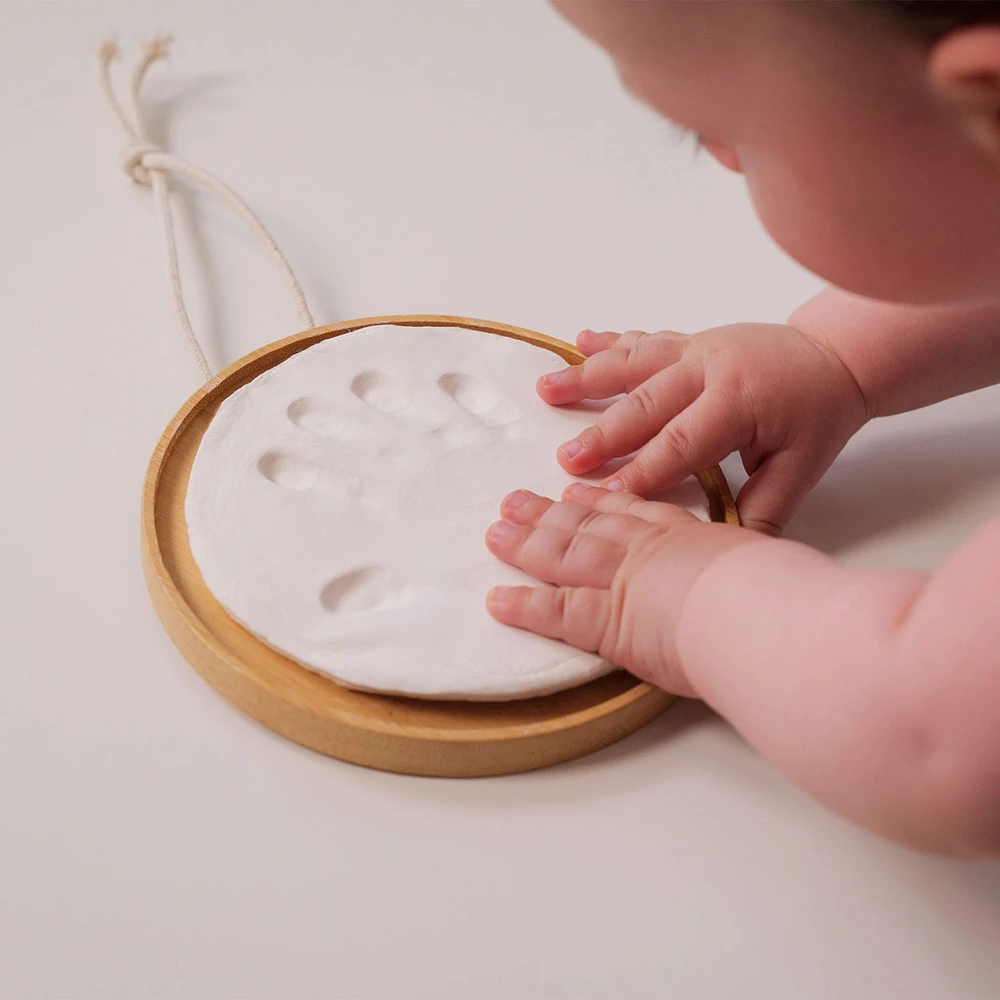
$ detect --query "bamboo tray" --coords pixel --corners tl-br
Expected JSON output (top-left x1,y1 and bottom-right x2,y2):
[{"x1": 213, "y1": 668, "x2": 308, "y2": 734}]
[{"x1": 142, "y1": 315, "x2": 739, "y2": 777}]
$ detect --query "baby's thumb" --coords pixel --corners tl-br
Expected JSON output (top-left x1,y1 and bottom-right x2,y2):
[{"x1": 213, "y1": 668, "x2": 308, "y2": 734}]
[{"x1": 735, "y1": 451, "x2": 813, "y2": 536}]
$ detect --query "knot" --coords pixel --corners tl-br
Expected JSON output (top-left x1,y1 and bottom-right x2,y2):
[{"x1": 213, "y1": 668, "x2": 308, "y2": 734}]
[
  {"x1": 121, "y1": 141, "x2": 162, "y2": 186},
  {"x1": 142, "y1": 35, "x2": 173, "y2": 63}
]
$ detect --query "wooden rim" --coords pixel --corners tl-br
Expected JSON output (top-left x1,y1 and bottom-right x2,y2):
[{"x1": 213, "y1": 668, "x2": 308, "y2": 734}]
[{"x1": 142, "y1": 315, "x2": 739, "y2": 776}]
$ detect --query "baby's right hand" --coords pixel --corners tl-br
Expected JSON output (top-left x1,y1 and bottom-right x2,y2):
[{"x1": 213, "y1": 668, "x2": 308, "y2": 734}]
[{"x1": 538, "y1": 324, "x2": 870, "y2": 534}]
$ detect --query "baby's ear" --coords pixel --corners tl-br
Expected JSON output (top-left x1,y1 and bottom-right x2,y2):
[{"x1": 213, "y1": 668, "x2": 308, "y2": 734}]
[{"x1": 929, "y1": 26, "x2": 1000, "y2": 161}]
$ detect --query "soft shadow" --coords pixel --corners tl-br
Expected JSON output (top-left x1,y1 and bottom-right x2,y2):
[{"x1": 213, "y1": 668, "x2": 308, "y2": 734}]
[
  {"x1": 273, "y1": 216, "x2": 340, "y2": 327},
  {"x1": 554, "y1": 696, "x2": 716, "y2": 772},
  {"x1": 141, "y1": 75, "x2": 237, "y2": 372},
  {"x1": 784, "y1": 421, "x2": 1000, "y2": 556},
  {"x1": 370, "y1": 697, "x2": 765, "y2": 815},
  {"x1": 904, "y1": 853, "x2": 1000, "y2": 949},
  {"x1": 143, "y1": 75, "x2": 235, "y2": 140},
  {"x1": 143, "y1": 74, "x2": 335, "y2": 349}
]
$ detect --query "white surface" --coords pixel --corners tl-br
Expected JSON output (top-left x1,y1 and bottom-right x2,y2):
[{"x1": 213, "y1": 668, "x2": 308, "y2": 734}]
[
  {"x1": 189, "y1": 324, "x2": 694, "y2": 699},
  {"x1": 2, "y1": 2, "x2": 999, "y2": 998}
]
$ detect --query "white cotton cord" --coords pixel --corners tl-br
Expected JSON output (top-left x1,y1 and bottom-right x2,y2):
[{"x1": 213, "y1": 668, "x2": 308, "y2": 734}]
[{"x1": 99, "y1": 36, "x2": 315, "y2": 383}]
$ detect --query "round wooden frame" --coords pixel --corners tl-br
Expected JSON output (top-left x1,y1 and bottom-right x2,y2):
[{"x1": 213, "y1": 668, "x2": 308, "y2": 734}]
[{"x1": 142, "y1": 315, "x2": 739, "y2": 777}]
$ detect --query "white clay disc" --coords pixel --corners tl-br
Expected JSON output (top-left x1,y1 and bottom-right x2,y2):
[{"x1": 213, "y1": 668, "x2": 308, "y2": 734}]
[{"x1": 185, "y1": 325, "x2": 710, "y2": 701}]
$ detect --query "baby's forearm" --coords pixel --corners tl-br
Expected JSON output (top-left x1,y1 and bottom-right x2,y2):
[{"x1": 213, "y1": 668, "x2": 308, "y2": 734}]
[
  {"x1": 676, "y1": 523, "x2": 1000, "y2": 856},
  {"x1": 789, "y1": 288, "x2": 1000, "y2": 417}
]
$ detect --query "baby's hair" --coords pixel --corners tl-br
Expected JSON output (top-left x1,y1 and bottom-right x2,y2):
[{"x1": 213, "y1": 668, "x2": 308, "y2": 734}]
[{"x1": 868, "y1": 1, "x2": 1000, "y2": 39}]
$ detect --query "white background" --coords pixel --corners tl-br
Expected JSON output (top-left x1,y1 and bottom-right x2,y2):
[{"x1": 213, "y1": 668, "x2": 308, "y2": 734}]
[{"x1": 3, "y1": 2, "x2": 1000, "y2": 997}]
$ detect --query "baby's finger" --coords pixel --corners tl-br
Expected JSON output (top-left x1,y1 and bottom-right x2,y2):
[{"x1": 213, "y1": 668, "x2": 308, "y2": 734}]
[
  {"x1": 499, "y1": 489, "x2": 555, "y2": 525},
  {"x1": 501, "y1": 490, "x2": 657, "y2": 546},
  {"x1": 487, "y1": 584, "x2": 611, "y2": 653},
  {"x1": 486, "y1": 520, "x2": 627, "y2": 588},
  {"x1": 539, "y1": 335, "x2": 685, "y2": 406},
  {"x1": 499, "y1": 489, "x2": 604, "y2": 533},
  {"x1": 576, "y1": 329, "x2": 620, "y2": 356},
  {"x1": 557, "y1": 364, "x2": 703, "y2": 474},
  {"x1": 737, "y1": 450, "x2": 814, "y2": 536},
  {"x1": 576, "y1": 328, "x2": 653, "y2": 357},
  {"x1": 605, "y1": 389, "x2": 742, "y2": 496},
  {"x1": 562, "y1": 483, "x2": 694, "y2": 525}
]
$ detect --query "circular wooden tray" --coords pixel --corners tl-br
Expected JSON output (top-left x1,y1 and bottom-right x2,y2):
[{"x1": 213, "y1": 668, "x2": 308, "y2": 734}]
[{"x1": 142, "y1": 315, "x2": 739, "y2": 777}]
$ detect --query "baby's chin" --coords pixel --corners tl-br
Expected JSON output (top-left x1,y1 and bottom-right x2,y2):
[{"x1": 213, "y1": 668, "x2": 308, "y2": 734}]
[
  {"x1": 746, "y1": 169, "x2": 1000, "y2": 306},
  {"x1": 794, "y1": 249, "x2": 996, "y2": 308},
  {"x1": 752, "y1": 200, "x2": 989, "y2": 307}
]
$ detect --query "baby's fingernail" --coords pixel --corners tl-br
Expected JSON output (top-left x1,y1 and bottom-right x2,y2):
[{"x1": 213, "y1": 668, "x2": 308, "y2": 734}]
[
  {"x1": 488, "y1": 521, "x2": 517, "y2": 542},
  {"x1": 505, "y1": 489, "x2": 531, "y2": 510},
  {"x1": 559, "y1": 439, "x2": 584, "y2": 460},
  {"x1": 604, "y1": 478, "x2": 624, "y2": 492},
  {"x1": 564, "y1": 482, "x2": 588, "y2": 500},
  {"x1": 487, "y1": 586, "x2": 513, "y2": 610},
  {"x1": 540, "y1": 370, "x2": 569, "y2": 386}
]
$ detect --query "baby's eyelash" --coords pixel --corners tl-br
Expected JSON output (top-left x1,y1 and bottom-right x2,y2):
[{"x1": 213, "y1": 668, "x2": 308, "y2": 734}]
[{"x1": 662, "y1": 121, "x2": 704, "y2": 153}]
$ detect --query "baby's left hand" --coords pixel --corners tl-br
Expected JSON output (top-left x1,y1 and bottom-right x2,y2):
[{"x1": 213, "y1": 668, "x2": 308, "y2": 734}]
[{"x1": 485, "y1": 484, "x2": 761, "y2": 695}]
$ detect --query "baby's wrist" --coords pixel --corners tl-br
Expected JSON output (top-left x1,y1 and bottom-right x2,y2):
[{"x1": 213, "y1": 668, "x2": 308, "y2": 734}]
[
  {"x1": 785, "y1": 313, "x2": 876, "y2": 427},
  {"x1": 665, "y1": 526, "x2": 769, "y2": 697}
]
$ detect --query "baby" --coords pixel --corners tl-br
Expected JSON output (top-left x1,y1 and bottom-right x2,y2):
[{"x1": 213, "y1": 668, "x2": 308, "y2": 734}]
[{"x1": 484, "y1": 0, "x2": 1000, "y2": 856}]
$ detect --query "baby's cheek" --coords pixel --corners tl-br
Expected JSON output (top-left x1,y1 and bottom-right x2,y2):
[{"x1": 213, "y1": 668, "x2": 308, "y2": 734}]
[
  {"x1": 744, "y1": 165, "x2": 884, "y2": 300},
  {"x1": 740, "y1": 148, "x2": 974, "y2": 305}
]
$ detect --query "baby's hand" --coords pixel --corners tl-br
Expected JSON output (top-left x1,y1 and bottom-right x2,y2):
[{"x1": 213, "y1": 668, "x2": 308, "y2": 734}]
[
  {"x1": 538, "y1": 325, "x2": 870, "y2": 534},
  {"x1": 485, "y1": 484, "x2": 760, "y2": 695}
]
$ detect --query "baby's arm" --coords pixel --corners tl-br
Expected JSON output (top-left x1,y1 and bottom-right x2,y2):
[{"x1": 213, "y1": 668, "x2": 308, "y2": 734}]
[
  {"x1": 791, "y1": 288, "x2": 1000, "y2": 417},
  {"x1": 487, "y1": 486, "x2": 1000, "y2": 857},
  {"x1": 547, "y1": 295, "x2": 1000, "y2": 533},
  {"x1": 679, "y1": 519, "x2": 1000, "y2": 856}
]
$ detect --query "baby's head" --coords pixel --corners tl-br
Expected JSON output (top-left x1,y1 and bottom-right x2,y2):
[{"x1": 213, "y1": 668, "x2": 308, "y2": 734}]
[{"x1": 555, "y1": 1, "x2": 1000, "y2": 305}]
